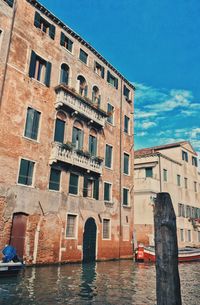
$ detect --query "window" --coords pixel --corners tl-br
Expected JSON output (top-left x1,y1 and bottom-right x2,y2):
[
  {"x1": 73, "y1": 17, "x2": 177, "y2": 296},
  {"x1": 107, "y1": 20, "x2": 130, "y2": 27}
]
[
  {"x1": 186, "y1": 205, "x2": 191, "y2": 218},
  {"x1": 66, "y1": 214, "x2": 77, "y2": 238},
  {"x1": 54, "y1": 118, "x2": 65, "y2": 143},
  {"x1": 124, "y1": 153, "x2": 129, "y2": 175},
  {"x1": 94, "y1": 61, "x2": 104, "y2": 78},
  {"x1": 103, "y1": 219, "x2": 110, "y2": 239},
  {"x1": 24, "y1": 107, "x2": 40, "y2": 140},
  {"x1": 188, "y1": 230, "x2": 191, "y2": 242},
  {"x1": 184, "y1": 177, "x2": 188, "y2": 189},
  {"x1": 107, "y1": 103, "x2": 114, "y2": 124},
  {"x1": 69, "y1": 173, "x2": 79, "y2": 195},
  {"x1": 49, "y1": 168, "x2": 61, "y2": 191},
  {"x1": 4, "y1": 0, "x2": 14, "y2": 7},
  {"x1": 145, "y1": 167, "x2": 153, "y2": 178},
  {"x1": 77, "y1": 75, "x2": 87, "y2": 97},
  {"x1": 163, "y1": 169, "x2": 167, "y2": 181},
  {"x1": 105, "y1": 144, "x2": 112, "y2": 168},
  {"x1": 18, "y1": 159, "x2": 34, "y2": 186},
  {"x1": 60, "y1": 64, "x2": 69, "y2": 85},
  {"x1": 123, "y1": 85, "x2": 130, "y2": 100},
  {"x1": 92, "y1": 86, "x2": 101, "y2": 107},
  {"x1": 29, "y1": 51, "x2": 51, "y2": 87},
  {"x1": 60, "y1": 32, "x2": 73, "y2": 52},
  {"x1": 124, "y1": 115, "x2": 130, "y2": 134},
  {"x1": 194, "y1": 181, "x2": 197, "y2": 192},
  {"x1": 104, "y1": 182, "x2": 112, "y2": 202},
  {"x1": 79, "y1": 49, "x2": 88, "y2": 64},
  {"x1": 107, "y1": 71, "x2": 118, "y2": 89},
  {"x1": 34, "y1": 11, "x2": 55, "y2": 39},
  {"x1": 123, "y1": 188, "x2": 129, "y2": 206},
  {"x1": 182, "y1": 150, "x2": 188, "y2": 162},
  {"x1": 177, "y1": 174, "x2": 181, "y2": 186},
  {"x1": 83, "y1": 177, "x2": 99, "y2": 200},
  {"x1": 192, "y1": 156, "x2": 198, "y2": 167},
  {"x1": 180, "y1": 229, "x2": 184, "y2": 242},
  {"x1": 178, "y1": 203, "x2": 185, "y2": 217},
  {"x1": 89, "y1": 135, "x2": 97, "y2": 157},
  {"x1": 72, "y1": 125, "x2": 83, "y2": 150}
]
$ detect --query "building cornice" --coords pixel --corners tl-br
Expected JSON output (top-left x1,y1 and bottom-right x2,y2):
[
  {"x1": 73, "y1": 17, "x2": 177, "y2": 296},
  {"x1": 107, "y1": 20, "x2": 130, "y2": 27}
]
[{"x1": 135, "y1": 152, "x2": 182, "y2": 166}]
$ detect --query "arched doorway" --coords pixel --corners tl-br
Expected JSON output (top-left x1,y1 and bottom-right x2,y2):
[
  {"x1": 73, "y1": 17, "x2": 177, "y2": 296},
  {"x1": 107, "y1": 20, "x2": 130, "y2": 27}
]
[{"x1": 83, "y1": 218, "x2": 97, "y2": 263}]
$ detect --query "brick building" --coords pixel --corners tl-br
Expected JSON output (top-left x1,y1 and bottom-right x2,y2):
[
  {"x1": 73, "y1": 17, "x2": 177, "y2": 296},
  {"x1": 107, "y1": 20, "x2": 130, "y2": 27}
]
[{"x1": 0, "y1": 0, "x2": 134, "y2": 264}]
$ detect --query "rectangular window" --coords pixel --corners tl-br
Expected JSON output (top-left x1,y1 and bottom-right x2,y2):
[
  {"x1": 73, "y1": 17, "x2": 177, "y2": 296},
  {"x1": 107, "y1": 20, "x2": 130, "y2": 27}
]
[
  {"x1": 107, "y1": 71, "x2": 118, "y2": 89},
  {"x1": 34, "y1": 11, "x2": 55, "y2": 39},
  {"x1": 72, "y1": 127, "x2": 83, "y2": 150},
  {"x1": 4, "y1": 0, "x2": 14, "y2": 7},
  {"x1": 104, "y1": 182, "x2": 111, "y2": 202},
  {"x1": 124, "y1": 153, "x2": 129, "y2": 175},
  {"x1": 177, "y1": 174, "x2": 181, "y2": 186},
  {"x1": 69, "y1": 173, "x2": 79, "y2": 195},
  {"x1": 178, "y1": 203, "x2": 185, "y2": 217},
  {"x1": 145, "y1": 167, "x2": 153, "y2": 178},
  {"x1": 66, "y1": 214, "x2": 77, "y2": 238},
  {"x1": 54, "y1": 118, "x2": 65, "y2": 143},
  {"x1": 124, "y1": 115, "x2": 130, "y2": 134},
  {"x1": 184, "y1": 177, "x2": 188, "y2": 189},
  {"x1": 105, "y1": 144, "x2": 112, "y2": 168},
  {"x1": 83, "y1": 177, "x2": 99, "y2": 200},
  {"x1": 192, "y1": 156, "x2": 198, "y2": 167},
  {"x1": 186, "y1": 205, "x2": 191, "y2": 218},
  {"x1": 194, "y1": 181, "x2": 197, "y2": 192},
  {"x1": 18, "y1": 159, "x2": 34, "y2": 186},
  {"x1": 89, "y1": 135, "x2": 97, "y2": 157},
  {"x1": 182, "y1": 150, "x2": 188, "y2": 162},
  {"x1": 123, "y1": 188, "x2": 129, "y2": 206},
  {"x1": 79, "y1": 49, "x2": 88, "y2": 64},
  {"x1": 188, "y1": 230, "x2": 191, "y2": 242},
  {"x1": 163, "y1": 169, "x2": 167, "y2": 181},
  {"x1": 49, "y1": 168, "x2": 61, "y2": 191},
  {"x1": 180, "y1": 229, "x2": 184, "y2": 242},
  {"x1": 60, "y1": 32, "x2": 73, "y2": 52},
  {"x1": 24, "y1": 107, "x2": 40, "y2": 140},
  {"x1": 107, "y1": 103, "x2": 114, "y2": 124},
  {"x1": 94, "y1": 61, "x2": 104, "y2": 78},
  {"x1": 123, "y1": 85, "x2": 130, "y2": 100},
  {"x1": 103, "y1": 219, "x2": 110, "y2": 239},
  {"x1": 29, "y1": 50, "x2": 51, "y2": 87}
]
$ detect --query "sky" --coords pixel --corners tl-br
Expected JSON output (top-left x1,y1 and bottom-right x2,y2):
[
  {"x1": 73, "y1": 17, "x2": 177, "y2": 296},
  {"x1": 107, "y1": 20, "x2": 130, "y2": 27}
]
[{"x1": 39, "y1": 0, "x2": 200, "y2": 155}]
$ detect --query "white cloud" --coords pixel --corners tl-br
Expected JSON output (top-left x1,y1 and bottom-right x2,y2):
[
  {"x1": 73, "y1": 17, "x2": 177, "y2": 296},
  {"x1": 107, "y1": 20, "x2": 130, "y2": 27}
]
[
  {"x1": 134, "y1": 110, "x2": 157, "y2": 119},
  {"x1": 138, "y1": 121, "x2": 157, "y2": 129}
]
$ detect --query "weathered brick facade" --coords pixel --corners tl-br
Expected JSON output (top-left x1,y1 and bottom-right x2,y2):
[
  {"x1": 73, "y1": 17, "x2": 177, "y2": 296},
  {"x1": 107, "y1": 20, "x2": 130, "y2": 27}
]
[{"x1": 0, "y1": 0, "x2": 134, "y2": 264}]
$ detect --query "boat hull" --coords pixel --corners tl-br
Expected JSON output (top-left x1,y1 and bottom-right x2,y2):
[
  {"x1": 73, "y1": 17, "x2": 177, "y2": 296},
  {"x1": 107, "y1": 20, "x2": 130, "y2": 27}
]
[{"x1": 0, "y1": 262, "x2": 24, "y2": 276}]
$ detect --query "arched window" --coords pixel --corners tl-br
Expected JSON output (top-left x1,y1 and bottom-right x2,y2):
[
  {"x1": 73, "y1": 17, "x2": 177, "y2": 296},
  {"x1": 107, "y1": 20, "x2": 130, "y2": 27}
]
[
  {"x1": 72, "y1": 120, "x2": 84, "y2": 150},
  {"x1": 60, "y1": 63, "x2": 69, "y2": 85},
  {"x1": 77, "y1": 75, "x2": 87, "y2": 97},
  {"x1": 92, "y1": 86, "x2": 101, "y2": 107},
  {"x1": 54, "y1": 111, "x2": 67, "y2": 143},
  {"x1": 89, "y1": 128, "x2": 97, "y2": 157}
]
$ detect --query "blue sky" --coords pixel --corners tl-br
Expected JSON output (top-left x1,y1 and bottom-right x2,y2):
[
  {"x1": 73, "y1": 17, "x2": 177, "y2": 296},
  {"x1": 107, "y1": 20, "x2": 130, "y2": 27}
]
[{"x1": 39, "y1": 0, "x2": 200, "y2": 154}]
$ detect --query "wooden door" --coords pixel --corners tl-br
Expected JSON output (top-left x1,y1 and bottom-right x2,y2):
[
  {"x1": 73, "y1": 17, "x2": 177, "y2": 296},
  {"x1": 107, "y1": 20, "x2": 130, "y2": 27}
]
[{"x1": 10, "y1": 213, "x2": 27, "y2": 259}]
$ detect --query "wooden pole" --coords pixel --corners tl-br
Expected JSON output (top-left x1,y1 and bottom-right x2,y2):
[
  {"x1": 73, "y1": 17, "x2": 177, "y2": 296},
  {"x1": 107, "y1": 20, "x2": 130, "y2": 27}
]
[{"x1": 154, "y1": 192, "x2": 182, "y2": 305}]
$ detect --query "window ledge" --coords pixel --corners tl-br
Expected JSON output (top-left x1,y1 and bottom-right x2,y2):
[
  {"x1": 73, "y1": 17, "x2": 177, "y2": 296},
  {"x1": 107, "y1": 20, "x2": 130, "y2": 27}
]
[
  {"x1": 48, "y1": 189, "x2": 60, "y2": 193},
  {"x1": 30, "y1": 77, "x2": 47, "y2": 88},
  {"x1": 68, "y1": 193, "x2": 79, "y2": 197},
  {"x1": 104, "y1": 166, "x2": 113, "y2": 171},
  {"x1": 122, "y1": 205, "x2": 131, "y2": 209},
  {"x1": 16, "y1": 183, "x2": 34, "y2": 189},
  {"x1": 78, "y1": 58, "x2": 88, "y2": 67},
  {"x1": 104, "y1": 201, "x2": 114, "y2": 207},
  {"x1": 106, "y1": 121, "x2": 115, "y2": 127},
  {"x1": 60, "y1": 45, "x2": 73, "y2": 56},
  {"x1": 22, "y1": 136, "x2": 40, "y2": 144}
]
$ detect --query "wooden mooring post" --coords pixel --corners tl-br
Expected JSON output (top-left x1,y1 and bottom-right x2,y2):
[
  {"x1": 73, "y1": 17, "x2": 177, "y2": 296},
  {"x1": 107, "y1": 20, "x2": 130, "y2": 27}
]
[{"x1": 154, "y1": 192, "x2": 182, "y2": 305}]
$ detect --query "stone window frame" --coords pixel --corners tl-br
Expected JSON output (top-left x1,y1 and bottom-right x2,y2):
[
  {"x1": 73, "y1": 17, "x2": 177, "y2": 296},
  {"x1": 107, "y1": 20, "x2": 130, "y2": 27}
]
[
  {"x1": 48, "y1": 167, "x2": 62, "y2": 192},
  {"x1": 65, "y1": 213, "x2": 79, "y2": 240},
  {"x1": 123, "y1": 152, "x2": 130, "y2": 176},
  {"x1": 17, "y1": 157, "x2": 36, "y2": 188},
  {"x1": 69, "y1": 172, "x2": 79, "y2": 196},
  {"x1": 103, "y1": 181, "x2": 112, "y2": 202},
  {"x1": 105, "y1": 143, "x2": 113, "y2": 170},
  {"x1": 102, "y1": 218, "x2": 111, "y2": 240},
  {"x1": 23, "y1": 106, "x2": 42, "y2": 143},
  {"x1": 122, "y1": 187, "x2": 130, "y2": 207},
  {"x1": 53, "y1": 110, "x2": 68, "y2": 144}
]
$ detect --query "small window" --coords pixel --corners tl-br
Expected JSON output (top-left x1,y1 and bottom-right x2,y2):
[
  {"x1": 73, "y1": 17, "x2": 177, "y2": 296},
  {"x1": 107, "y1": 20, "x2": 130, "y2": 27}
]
[
  {"x1": 163, "y1": 169, "x2": 167, "y2": 182},
  {"x1": 24, "y1": 107, "x2": 40, "y2": 140},
  {"x1": 186, "y1": 205, "x2": 191, "y2": 218},
  {"x1": 178, "y1": 203, "x2": 185, "y2": 217},
  {"x1": 124, "y1": 115, "x2": 130, "y2": 134},
  {"x1": 66, "y1": 214, "x2": 77, "y2": 238},
  {"x1": 89, "y1": 135, "x2": 97, "y2": 157},
  {"x1": 29, "y1": 50, "x2": 51, "y2": 87},
  {"x1": 180, "y1": 229, "x2": 184, "y2": 242},
  {"x1": 194, "y1": 181, "x2": 197, "y2": 192},
  {"x1": 145, "y1": 167, "x2": 153, "y2": 178},
  {"x1": 104, "y1": 182, "x2": 112, "y2": 202},
  {"x1": 107, "y1": 71, "x2": 118, "y2": 89},
  {"x1": 103, "y1": 219, "x2": 110, "y2": 239},
  {"x1": 34, "y1": 11, "x2": 55, "y2": 39},
  {"x1": 123, "y1": 153, "x2": 129, "y2": 175},
  {"x1": 92, "y1": 86, "x2": 101, "y2": 107},
  {"x1": 79, "y1": 49, "x2": 88, "y2": 64},
  {"x1": 94, "y1": 61, "x2": 104, "y2": 78},
  {"x1": 69, "y1": 173, "x2": 79, "y2": 195},
  {"x1": 182, "y1": 150, "x2": 188, "y2": 162},
  {"x1": 184, "y1": 177, "x2": 188, "y2": 189},
  {"x1": 60, "y1": 63, "x2": 69, "y2": 85},
  {"x1": 107, "y1": 103, "x2": 114, "y2": 124},
  {"x1": 83, "y1": 176, "x2": 99, "y2": 200},
  {"x1": 123, "y1": 188, "x2": 129, "y2": 206},
  {"x1": 60, "y1": 32, "x2": 73, "y2": 52},
  {"x1": 18, "y1": 159, "x2": 35, "y2": 186},
  {"x1": 77, "y1": 75, "x2": 87, "y2": 97},
  {"x1": 123, "y1": 85, "x2": 130, "y2": 100},
  {"x1": 192, "y1": 156, "x2": 198, "y2": 167},
  {"x1": 188, "y1": 230, "x2": 191, "y2": 242},
  {"x1": 177, "y1": 174, "x2": 181, "y2": 186},
  {"x1": 105, "y1": 144, "x2": 112, "y2": 168},
  {"x1": 49, "y1": 168, "x2": 61, "y2": 191},
  {"x1": 72, "y1": 126, "x2": 83, "y2": 150},
  {"x1": 54, "y1": 118, "x2": 65, "y2": 143}
]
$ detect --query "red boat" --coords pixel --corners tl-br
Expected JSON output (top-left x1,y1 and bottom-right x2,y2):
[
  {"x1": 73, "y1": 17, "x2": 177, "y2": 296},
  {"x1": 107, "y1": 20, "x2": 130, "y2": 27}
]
[{"x1": 135, "y1": 244, "x2": 200, "y2": 263}]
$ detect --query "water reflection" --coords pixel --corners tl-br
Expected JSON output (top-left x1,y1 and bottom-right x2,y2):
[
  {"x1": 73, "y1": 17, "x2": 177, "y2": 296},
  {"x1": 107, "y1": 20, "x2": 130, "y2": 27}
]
[{"x1": 79, "y1": 263, "x2": 97, "y2": 300}]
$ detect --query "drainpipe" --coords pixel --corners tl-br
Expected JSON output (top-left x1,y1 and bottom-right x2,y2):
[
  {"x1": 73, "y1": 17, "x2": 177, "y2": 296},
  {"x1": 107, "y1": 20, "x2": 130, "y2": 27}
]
[
  {"x1": 158, "y1": 154, "x2": 162, "y2": 192},
  {"x1": 0, "y1": 0, "x2": 17, "y2": 109},
  {"x1": 119, "y1": 78, "x2": 123, "y2": 259}
]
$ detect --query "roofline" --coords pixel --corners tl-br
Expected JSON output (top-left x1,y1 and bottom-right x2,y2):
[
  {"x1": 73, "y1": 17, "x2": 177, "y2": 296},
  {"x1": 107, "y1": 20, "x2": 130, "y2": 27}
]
[
  {"x1": 135, "y1": 152, "x2": 182, "y2": 166},
  {"x1": 26, "y1": 0, "x2": 135, "y2": 90}
]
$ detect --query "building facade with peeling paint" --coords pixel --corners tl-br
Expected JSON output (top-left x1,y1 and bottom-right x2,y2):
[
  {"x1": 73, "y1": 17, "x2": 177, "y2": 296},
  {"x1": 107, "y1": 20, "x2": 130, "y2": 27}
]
[{"x1": 0, "y1": 0, "x2": 134, "y2": 264}]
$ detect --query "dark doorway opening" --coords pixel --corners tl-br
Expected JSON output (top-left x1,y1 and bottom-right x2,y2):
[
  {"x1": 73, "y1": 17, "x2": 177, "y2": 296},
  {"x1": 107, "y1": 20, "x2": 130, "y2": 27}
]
[
  {"x1": 83, "y1": 217, "x2": 97, "y2": 263},
  {"x1": 9, "y1": 213, "x2": 28, "y2": 259}
]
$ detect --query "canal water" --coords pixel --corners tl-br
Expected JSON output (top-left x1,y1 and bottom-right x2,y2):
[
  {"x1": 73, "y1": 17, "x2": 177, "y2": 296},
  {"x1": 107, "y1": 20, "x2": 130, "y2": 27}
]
[{"x1": 0, "y1": 260, "x2": 199, "y2": 305}]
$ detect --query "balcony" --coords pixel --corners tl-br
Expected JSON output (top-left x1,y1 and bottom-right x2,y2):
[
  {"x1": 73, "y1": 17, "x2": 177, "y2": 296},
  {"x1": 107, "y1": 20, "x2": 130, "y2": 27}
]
[
  {"x1": 55, "y1": 84, "x2": 108, "y2": 128},
  {"x1": 49, "y1": 142, "x2": 103, "y2": 175}
]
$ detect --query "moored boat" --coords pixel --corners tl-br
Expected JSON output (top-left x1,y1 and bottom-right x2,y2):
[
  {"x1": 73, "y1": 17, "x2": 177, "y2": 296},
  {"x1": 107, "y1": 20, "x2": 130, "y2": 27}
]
[{"x1": 0, "y1": 261, "x2": 24, "y2": 276}]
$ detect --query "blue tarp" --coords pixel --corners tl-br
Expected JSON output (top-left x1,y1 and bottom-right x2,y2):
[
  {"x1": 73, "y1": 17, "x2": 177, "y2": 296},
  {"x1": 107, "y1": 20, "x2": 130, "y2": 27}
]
[{"x1": 2, "y1": 245, "x2": 17, "y2": 263}]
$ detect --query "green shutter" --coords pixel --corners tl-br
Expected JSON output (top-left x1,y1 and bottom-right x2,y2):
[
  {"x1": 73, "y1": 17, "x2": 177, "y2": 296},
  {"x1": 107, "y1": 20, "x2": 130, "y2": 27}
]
[
  {"x1": 68, "y1": 39, "x2": 73, "y2": 52},
  {"x1": 107, "y1": 71, "x2": 110, "y2": 82},
  {"x1": 104, "y1": 183, "x2": 110, "y2": 201},
  {"x1": 101, "y1": 67, "x2": 105, "y2": 79},
  {"x1": 49, "y1": 168, "x2": 61, "y2": 190},
  {"x1": 93, "y1": 179, "x2": 99, "y2": 200},
  {"x1": 49, "y1": 24, "x2": 55, "y2": 39},
  {"x1": 115, "y1": 78, "x2": 118, "y2": 89},
  {"x1": 54, "y1": 119, "x2": 65, "y2": 143},
  {"x1": 69, "y1": 173, "x2": 78, "y2": 194},
  {"x1": 45, "y1": 61, "x2": 52, "y2": 87},
  {"x1": 60, "y1": 32, "x2": 65, "y2": 46},
  {"x1": 29, "y1": 50, "x2": 36, "y2": 78},
  {"x1": 78, "y1": 130, "x2": 83, "y2": 150},
  {"x1": 83, "y1": 176, "x2": 88, "y2": 197},
  {"x1": 72, "y1": 127, "x2": 77, "y2": 147},
  {"x1": 34, "y1": 11, "x2": 41, "y2": 28}
]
